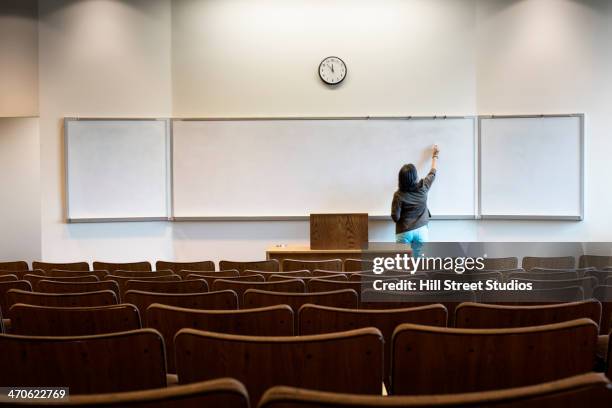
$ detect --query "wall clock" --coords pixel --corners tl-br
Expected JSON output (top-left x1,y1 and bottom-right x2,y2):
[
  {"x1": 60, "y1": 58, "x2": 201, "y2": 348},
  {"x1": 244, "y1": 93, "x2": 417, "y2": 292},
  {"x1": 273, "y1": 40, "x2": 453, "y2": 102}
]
[{"x1": 318, "y1": 56, "x2": 347, "y2": 85}]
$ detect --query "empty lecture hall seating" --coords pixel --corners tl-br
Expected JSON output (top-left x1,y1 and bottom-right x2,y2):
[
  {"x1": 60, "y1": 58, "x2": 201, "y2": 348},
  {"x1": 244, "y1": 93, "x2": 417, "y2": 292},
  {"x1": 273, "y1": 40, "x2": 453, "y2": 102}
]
[
  {"x1": 156, "y1": 260, "x2": 216, "y2": 274},
  {"x1": 24, "y1": 274, "x2": 100, "y2": 288},
  {"x1": 391, "y1": 319, "x2": 598, "y2": 394},
  {"x1": 46, "y1": 269, "x2": 108, "y2": 280},
  {"x1": 146, "y1": 304, "x2": 294, "y2": 372},
  {"x1": 219, "y1": 259, "x2": 280, "y2": 273},
  {"x1": 0, "y1": 329, "x2": 167, "y2": 394},
  {"x1": 0, "y1": 261, "x2": 29, "y2": 272},
  {"x1": 269, "y1": 273, "x2": 347, "y2": 283},
  {"x1": 241, "y1": 269, "x2": 312, "y2": 280},
  {"x1": 124, "y1": 290, "x2": 238, "y2": 315},
  {"x1": 175, "y1": 327, "x2": 383, "y2": 406},
  {"x1": 307, "y1": 278, "x2": 362, "y2": 295},
  {"x1": 282, "y1": 259, "x2": 343, "y2": 272},
  {"x1": 5, "y1": 289, "x2": 118, "y2": 311},
  {"x1": 244, "y1": 289, "x2": 359, "y2": 312},
  {"x1": 0, "y1": 378, "x2": 249, "y2": 408},
  {"x1": 35, "y1": 280, "x2": 121, "y2": 300},
  {"x1": 32, "y1": 261, "x2": 90, "y2": 273},
  {"x1": 125, "y1": 278, "x2": 208, "y2": 294},
  {"x1": 258, "y1": 373, "x2": 612, "y2": 408},
  {"x1": 299, "y1": 304, "x2": 447, "y2": 386},
  {"x1": 0, "y1": 280, "x2": 32, "y2": 314},
  {"x1": 93, "y1": 261, "x2": 153, "y2": 273},
  {"x1": 0, "y1": 274, "x2": 17, "y2": 282},
  {"x1": 212, "y1": 279, "x2": 305, "y2": 306},
  {"x1": 105, "y1": 274, "x2": 181, "y2": 297},
  {"x1": 521, "y1": 256, "x2": 575, "y2": 271},
  {"x1": 8, "y1": 304, "x2": 141, "y2": 336},
  {"x1": 454, "y1": 301, "x2": 602, "y2": 329},
  {"x1": 185, "y1": 272, "x2": 263, "y2": 288}
]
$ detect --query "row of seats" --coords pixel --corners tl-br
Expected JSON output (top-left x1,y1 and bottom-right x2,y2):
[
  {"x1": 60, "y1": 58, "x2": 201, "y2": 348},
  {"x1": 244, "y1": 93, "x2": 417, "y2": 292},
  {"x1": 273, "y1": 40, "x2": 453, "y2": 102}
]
[{"x1": 2, "y1": 254, "x2": 612, "y2": 273}]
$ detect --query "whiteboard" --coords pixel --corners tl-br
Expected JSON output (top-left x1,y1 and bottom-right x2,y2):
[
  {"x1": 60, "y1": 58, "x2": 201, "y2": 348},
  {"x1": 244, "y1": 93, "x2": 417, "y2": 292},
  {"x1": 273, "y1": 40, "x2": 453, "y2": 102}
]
[
  {"x1": 172, "y1": 118, "x2": 476, "y2": 219},
  {"x1": 479, "y1": 115, "x2": 584, "y2": 220},
  {"x1": 65, "y1": 119, "x2": 171, "y2": 221}
]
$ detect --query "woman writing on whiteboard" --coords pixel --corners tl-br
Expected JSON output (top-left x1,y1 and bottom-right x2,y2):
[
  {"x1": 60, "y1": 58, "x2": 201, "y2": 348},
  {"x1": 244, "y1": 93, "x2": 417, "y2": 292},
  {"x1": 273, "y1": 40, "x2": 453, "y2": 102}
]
[{"x1": 391, "y1": 144, "x2": 439, "y2": 258}]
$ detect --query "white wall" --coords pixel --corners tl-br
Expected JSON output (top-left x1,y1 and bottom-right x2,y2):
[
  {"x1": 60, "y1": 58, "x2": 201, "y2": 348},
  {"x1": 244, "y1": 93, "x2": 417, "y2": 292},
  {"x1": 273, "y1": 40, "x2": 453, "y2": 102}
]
[
  {"x1": 11, "y1": 0, "x2": 612, "y2": 264},
  {"x1": 0, "y1": 118, "x2": 41, "y2": 262},
  {"x1": 0, "y1": 0, "x2": 38, "y2": 117},
  {"x1": 38, "y1": 0, "x2": 174, "y2": 263}
]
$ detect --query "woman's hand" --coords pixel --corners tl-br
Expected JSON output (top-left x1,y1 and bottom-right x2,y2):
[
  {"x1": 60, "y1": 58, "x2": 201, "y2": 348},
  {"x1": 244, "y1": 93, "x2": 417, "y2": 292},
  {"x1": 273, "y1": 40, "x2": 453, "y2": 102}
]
[{"x1": 432, "y1": 144, "x2": 440, "y2": 158}]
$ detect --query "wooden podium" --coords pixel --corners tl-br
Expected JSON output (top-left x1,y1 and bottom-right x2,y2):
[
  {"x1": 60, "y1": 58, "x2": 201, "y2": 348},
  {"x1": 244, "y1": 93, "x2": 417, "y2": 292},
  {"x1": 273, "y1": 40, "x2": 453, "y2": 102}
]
[{"x1": 309, "y1": 213, "x2": 368, "y2": 250}]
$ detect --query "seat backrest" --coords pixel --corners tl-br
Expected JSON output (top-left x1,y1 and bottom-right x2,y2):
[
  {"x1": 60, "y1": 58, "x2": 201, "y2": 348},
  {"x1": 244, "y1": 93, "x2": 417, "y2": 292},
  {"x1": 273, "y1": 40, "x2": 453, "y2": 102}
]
[
  {"x1": 6, "y1": 289, "x2": 117, "y2": 312},
  {"x1": 36, "y1": 280, "x2": 120, "y2": 300},
  {"x1": 219, "y1": 260, "x2": 279, "y2": 273},
  {"x1": 0, "y1": 329, "x2": 166, "y2": 394},
  {"x1": 391, "y1": 319, "x2": 598, "y2": 395},
  {"x1": 105, "y1": 274, "x2": 181, "y2": 297},
  {"x1": 593, "y1": 285, "x2": 612, "y2": 334},
  {"x1": 0, "y1": 280, "x2": 32, "y2": 315},
  {"x1": 299, "y1": 304, "x2": 447, "y2": 387},
  {"x1": 124, "y1": 290, "x2": 238, "y2": 316},
  {"x1": 522, "y1": 256, "x2": 575, "y2": 271},
  {"x1": 508, "y1": 271, "x2": 579, "y2": 281},
  {"x1": 1, "y1": 270, "x2": 39, "y2": 280},
  {"x1": 579, "y1": 255, "x2": 612, "y2": 269},
  {"x1": 108, "y1": 270, "x2": 175, "y2": 278},
  {"x1": 9, "y1": 303, "x2": 141, "y2": 336},
  {"x1": 93, "y1": 261, "x2": 152, "y2": 273},
  {"x1": 241, "y1": 269, "x2": 311, "y2": 280},
  {"x1": 343, "y1": 258, "x2": 374, "y2": 272},
  {"x1": 244, "y1": 289, "x2": 359, "y2": 312},
  {"x1": 481, "y1": 257, "x2": 519, "y2": 271},
  {"x1": 481, "y1": 286, "x2": 585, "y2": 304},
  {"x1": 48, "y1": 269, "x2": 108, "y2": 280},
  {"x1": 586, "y1": 270, "x2": 612, "y2": 284},
  {"x1": 270, "y1": 274, "x2": 346, "y2": 283},
  {"x1": 0, "y1": 274, "x2": 17, "y2": 282},
  {"x1": 307, "y1": 279, "x2": 362, "y2": 295},
  {"x1": 311, "y1": 270, "x2": 349, "y2": 278},
  {"x1": 213, "y1": 279, "x2": 305, "y2": 307},
  {"x1": 146, "y1": 304, "x2": 293, "y2": 372},
  {"x1": 455, "y1": 300, "x2": 602, "y2": 329},
  {"x1": 175, "y1": 327, "x2": 383, "y2": 407},
  {"x1": 156, "y1": 260, "x2": 215, "y2": 274},
  {"x1": 0, "y1": 261, "x2": 29, "y2": 272},
  {"x1": 185, "y1": 272, "x2": 261, "y2": 289},
  {"x1": 176, "y1": 268, "x2": 238, "y2": 280},
  {"x1": 126, "y1": 279, "x2": 208, "y2": 294},
  {"x1": 430, "y1": 271, "x2": 503, "y2": 281},
  {"x1": 515, "y1": 277, "x2": 598, "y2": 297},
  {"x1": 282, "y1": 259, "x2": 342, "y2": 272},
  {"x1": 258, "y1": 373, "x2": 612, "y2": 408},
  {"x1": 0, "y1": 378, "x2": 250, "y2": 408},
  {"x1": 32, "y1": 261, "x2": 90, "y2": 273},
  {"x1": 25, "y1": 274, "x2": 100, "y2": 287}
]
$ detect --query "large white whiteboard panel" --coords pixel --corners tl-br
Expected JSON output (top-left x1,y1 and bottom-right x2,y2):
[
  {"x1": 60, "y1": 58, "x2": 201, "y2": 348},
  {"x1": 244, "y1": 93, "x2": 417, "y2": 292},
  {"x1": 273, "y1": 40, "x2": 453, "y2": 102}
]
[
  {"x1": 172, "y1": 118, "x2": 476, "y2": 219},
  {"x1": 480, "y1": 115, "x2": 584, "y2": 219},
  {"x1": 65, "y1": 119, "x2": 170, "y2": 221}
]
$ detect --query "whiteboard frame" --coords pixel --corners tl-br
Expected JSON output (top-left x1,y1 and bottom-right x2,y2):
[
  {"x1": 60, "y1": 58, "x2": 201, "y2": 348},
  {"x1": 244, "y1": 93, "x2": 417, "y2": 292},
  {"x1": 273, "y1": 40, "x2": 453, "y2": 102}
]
[
  {"x1": 64, "y1": 117, "x2": 173, "y2": 223},
  {"x1": 170, "y1": 115, "x2": 479, "y2": 221},
  {"x1": 477, "y1": 113, "x2": 585, "y2": 221}
]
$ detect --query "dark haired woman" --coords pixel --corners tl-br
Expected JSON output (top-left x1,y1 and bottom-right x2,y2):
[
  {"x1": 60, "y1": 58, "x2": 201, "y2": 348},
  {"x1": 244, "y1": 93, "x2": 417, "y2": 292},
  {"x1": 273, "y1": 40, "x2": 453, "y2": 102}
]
[{"x1": 391, "y1": 145, "x2": 439, "y2": 258}]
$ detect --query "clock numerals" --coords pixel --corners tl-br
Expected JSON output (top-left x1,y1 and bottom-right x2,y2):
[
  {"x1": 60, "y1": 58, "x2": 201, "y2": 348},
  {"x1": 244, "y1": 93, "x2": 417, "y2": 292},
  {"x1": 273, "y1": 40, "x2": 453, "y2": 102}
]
[{"x1": 319, "y1": 56, "x2": 346, "y2": 85}]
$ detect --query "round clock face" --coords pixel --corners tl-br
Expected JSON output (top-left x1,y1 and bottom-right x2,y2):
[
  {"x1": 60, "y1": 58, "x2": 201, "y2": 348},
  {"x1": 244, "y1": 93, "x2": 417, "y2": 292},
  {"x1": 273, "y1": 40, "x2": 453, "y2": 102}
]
[{"x1": 319, "y1": 56, "x2": 347, "y2": 85}]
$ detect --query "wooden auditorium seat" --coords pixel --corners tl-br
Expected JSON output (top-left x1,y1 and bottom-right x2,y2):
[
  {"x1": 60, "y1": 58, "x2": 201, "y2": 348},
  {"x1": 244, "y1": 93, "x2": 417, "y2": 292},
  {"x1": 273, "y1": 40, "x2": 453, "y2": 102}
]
[
  {"x1": 0, "y1": 378, "x2": 250, "y2": 408},
  {"x1": 521, "y1": 256, "x2": 575, "y2": 271},
  {"x1": 105, "y1": 274, "x2": 181, "y2": 297},
  {"x1": 219, "y1": 259, "x2": 279, "y2": 273},
  {"x1": 146, "y1": 304, "x2": 294, "y2": 372},
  {"x1": 6, "y1": 289, "x2": 117, "y2": 311},
  {"x1": 430, "y1": 271, "x2": 503, "y2": 282},
  {"x1": 124, "y1": 290, "x2": 238, "y2": 315},
  {"x1": 175, "y1": 327, "x2": 383, "y2": 406},
  {"x1": 93, "y1": 261, "x2": 152, "y2": 273},
  {"x1": 125, "y1": 279, "x2": 208, "y2": 294},
  {"x1": 0, "y1": 274, "x2": 17, "y2": 282},
  {"x1": 312, "y1": 270, "x2": 349, "y2": 278},
  {"x1": 175, "y1": 268, "x2": 238, "y2": 280},
  {"x1": 481, "y1": 257, "x2": 519, "y2": 271},
  {"x1": 282, "y1": 259, "x2": 342, "y2": 272},
  {"x1": 36, "y1": 280, "x2": 121, "y2": 300},
  {"x1": 507, "y1": 271, "x2": 579, "y2": 281},
  {"x1": 156, "y1": 260, "x2": 216, "y2": 274},
  {"x1": 48, "y1": 269, "x2": 108, "y2": 280},
  {"x1": 586, "y1": 270, "x2": 612, "y2": 284},
  {"x1": 478, "y1": 286, "x2": 585, "y2": 304},
  {"x1": 258, "y1": 373, "x2": 612, "y2": 408},
  {"x1": 269, "y1": 274, "x2": 347, "y2": 283},
  {"x1": 455, "y1": 301, "x2": 602, "y2": 329},
  {"x1": 0, "y1": 329, "x2": 166, "y2": 394},
  {"x1": 8, "y1": 304, "x2": 141, "y2": 336},
  {"x1": 32, "y1": 261, "x2": 90, "y2": 273},
  {"x1": 0, "y1": 261, "x2": 29, "y2": 272},
  {"x1": 25, "y1": 274, "x2": 100, "y2": 287},
  {"x1": 307, "y1": 279, "x2": 363, "y2": 295},
  {"x1": 241, "y1": 269, "x2": 311, "y2": 280},
  {"x1": 343, "y1": 258, "x2": 374, "y2": 272},
  {"x1": 580, "y1": 255, "x2": 612, "y2": 269},
  {"x1": 244, "y1": 289, "x2": 359, "y2": 312},
  {"x1": 185, "y1": 272, "x2": 262, "y2": 289},
  {"x1": 107, "y1": 270, "x2": 175, "y2": 278},
  {"x1": 213, "y1": 279, "x2": 305, "y2": 307},
  {"x1": 0, "y1": 280, "x2": 32, "y2": 316},
  {"x1": 514, "y1": 277, "x2": 598, "y2": 297},
  {"x1": 299, "y1": 304, "x2": 447, "y2": 386},
  {"x1": 391, "y1": 319, "x2": 598, "y2": 394},
  {"x1": 593, "y1": 285, "x2": 612, "y2": 334}
]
